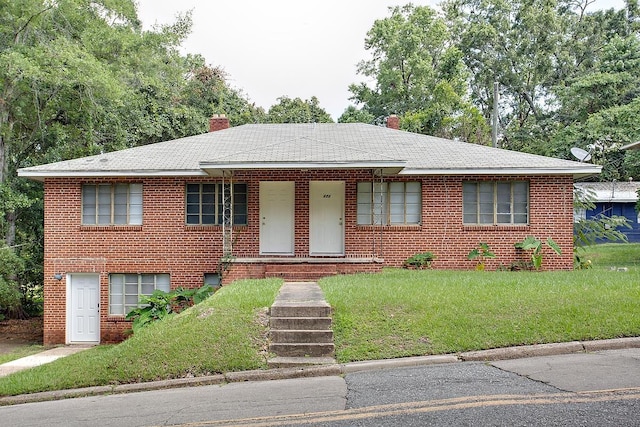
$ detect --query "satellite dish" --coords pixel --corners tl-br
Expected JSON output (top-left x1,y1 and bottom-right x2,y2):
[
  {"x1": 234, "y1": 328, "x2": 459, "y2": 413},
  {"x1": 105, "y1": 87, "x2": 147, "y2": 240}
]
[{"x1": 571, "y1": 147, "x2": 592, "y2": 162}]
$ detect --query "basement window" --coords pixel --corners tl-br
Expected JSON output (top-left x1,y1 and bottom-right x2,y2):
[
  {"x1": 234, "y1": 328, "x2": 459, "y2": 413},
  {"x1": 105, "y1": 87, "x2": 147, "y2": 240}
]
[{"x1": 109, "y1": 273, "x2": 170, "y2": 316}]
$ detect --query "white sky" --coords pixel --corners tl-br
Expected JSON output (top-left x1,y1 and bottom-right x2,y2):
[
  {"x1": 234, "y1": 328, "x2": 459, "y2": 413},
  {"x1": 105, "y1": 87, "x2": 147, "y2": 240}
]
[{"x1": 136, "y1": 0, "x2": 626, "y2": 121}]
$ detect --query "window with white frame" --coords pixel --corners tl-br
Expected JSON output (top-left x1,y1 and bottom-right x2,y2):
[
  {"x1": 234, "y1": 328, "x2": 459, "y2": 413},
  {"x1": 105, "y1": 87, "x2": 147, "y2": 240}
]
[
  {"x1": 109, "y1": 273, "x2": 170, "y2": 315},
  {"x1": 82, "y1": 184, "x2": 143, "y2": 225},
  {"x1": 357, "y1": 182, "x2": 421, "y2": 225},
  {"x1": 463, "y1": 181, "x2": 529, "y2": 225},
  {"x1": 185, "y1": 183, "x2": 247, "y2": 225}
]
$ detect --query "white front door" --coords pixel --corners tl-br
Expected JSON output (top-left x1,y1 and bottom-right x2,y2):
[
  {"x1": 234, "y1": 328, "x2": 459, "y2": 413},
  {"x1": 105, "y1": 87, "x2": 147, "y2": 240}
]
[
  {"x1": 68, "y1": 274, "x2": 100, "y2": 343},
  {"x1": 260, "y1": 181, "x2": 295, "y2": 255},
  {"x1": 310, "y1": 181, "x2": 345, "y2": 255}
]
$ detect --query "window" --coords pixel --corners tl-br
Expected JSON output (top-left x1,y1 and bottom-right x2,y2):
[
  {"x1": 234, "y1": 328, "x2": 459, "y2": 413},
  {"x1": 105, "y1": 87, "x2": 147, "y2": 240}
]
[
  {"x1": 109, "y1": 273, "x2": 170, "y2": 315},
  {"x1": 357, "y1": 182, "x2": 421, "y2": 225},
  {"x1": 186, "y1": 183, "x2": 247, "y2": 225},
  {"x1": 463, "y1": 181, "x2": 529, "y2": 225},
  {"x1": 82, "y1": 184, "x2": 142, "y2": 225}
]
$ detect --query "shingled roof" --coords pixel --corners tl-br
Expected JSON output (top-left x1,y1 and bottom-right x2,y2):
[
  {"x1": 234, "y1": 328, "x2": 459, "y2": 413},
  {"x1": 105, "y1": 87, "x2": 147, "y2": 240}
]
[{"x1": 18, "y1": 123, "x2": 601, "y2": 180}]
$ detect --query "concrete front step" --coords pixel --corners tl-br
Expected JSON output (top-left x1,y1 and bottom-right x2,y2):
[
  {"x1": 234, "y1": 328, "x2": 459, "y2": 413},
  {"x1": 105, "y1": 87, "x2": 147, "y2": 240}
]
[
  {"x1": 269, "y1": 304, "x2": 332, "y2": 318},
  {"x1": 267, "y1": 356, "x2": 336, "y2": 369},
  {"x1": 270, "y1": 329, "x2": 333, "y2": 344},
  {"x1": 269, "y1": 342, "x2": 335, "y2": 358},
  {"x1": 270, "y1": 316, "x2": 333, "y2": 330}
]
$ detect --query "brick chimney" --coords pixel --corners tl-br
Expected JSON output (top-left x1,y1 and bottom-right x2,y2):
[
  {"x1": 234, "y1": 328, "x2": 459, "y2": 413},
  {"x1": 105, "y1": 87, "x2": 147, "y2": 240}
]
[
  {"x1": 209, "y1": 114, "x2": 230, "y2": 132},
  {"x1": 386, "y1": 114, "x2": 399, "y2": 130}
]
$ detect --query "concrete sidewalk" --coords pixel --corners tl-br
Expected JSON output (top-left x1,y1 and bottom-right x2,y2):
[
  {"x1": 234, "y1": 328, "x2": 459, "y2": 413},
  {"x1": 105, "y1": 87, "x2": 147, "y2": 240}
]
[{"x1": 0, "y1": 345, "x2": 94, "y2": 377}]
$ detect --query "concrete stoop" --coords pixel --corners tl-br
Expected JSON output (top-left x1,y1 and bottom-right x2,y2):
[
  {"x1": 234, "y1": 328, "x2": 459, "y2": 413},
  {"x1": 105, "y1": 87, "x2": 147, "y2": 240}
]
[{"x1": 268, "y1": 282, "x2": 336, "y2": 368}]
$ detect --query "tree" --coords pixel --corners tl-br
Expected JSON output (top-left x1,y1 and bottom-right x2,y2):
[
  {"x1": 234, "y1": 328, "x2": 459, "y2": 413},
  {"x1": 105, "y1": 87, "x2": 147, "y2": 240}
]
[
  {"x1": 349, "y1": 4, "x2": 488, "y2": 143},
  {"x1": 181, "y1": 57, "x2": 266, "y2": 126},
  {"x1": 338, "y1": 106, "x2": 375, "y2": 124},
  {"x1": 552, "y1": 32, "x2": 640, "y2": 180},
  {"x1": 266, "y1": 96, "x2": 333, "y2": 123},
  {"x1": 443, "y1": 0, "x2": 573, "y2": 151},
  {"x1": 0, "y1": 0, "x2": 259, "y2": 317}
]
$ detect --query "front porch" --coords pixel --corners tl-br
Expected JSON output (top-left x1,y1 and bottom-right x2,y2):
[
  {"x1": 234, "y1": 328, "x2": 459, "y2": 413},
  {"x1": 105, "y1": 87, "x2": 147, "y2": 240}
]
[{"x1": 224, "y1": 257, "x2": 385, "y2": 282}]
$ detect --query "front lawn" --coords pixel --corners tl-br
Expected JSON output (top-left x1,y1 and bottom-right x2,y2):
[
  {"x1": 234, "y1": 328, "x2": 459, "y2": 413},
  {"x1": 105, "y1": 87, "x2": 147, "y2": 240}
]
[
  {"x1": 321, "y1": 268, "x2": 640, "y2": 362},
  {"x1": 0, "y1": 244, "x2": 638, "y2": 397}
]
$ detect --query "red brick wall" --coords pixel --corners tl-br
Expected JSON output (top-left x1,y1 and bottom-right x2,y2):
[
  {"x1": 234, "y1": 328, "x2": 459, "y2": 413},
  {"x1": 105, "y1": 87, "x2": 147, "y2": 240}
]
[{"x1": 42, "y1": 171, "x2": 574, "y2": 344}]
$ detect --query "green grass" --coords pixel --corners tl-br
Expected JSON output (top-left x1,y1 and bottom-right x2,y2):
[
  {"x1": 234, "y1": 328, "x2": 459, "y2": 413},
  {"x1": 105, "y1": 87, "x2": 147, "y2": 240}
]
[
  {"x1": 320, "y1": 268, "x2": 640, "y2": 362},
  {"x1": 0, "y1": 244, "x2": 639, "y2": 397},
  {"x1": 0, "y1": 345, "x2": 45, "y2": 365},
  {"x1": 579, "y1": 242, "x2": 640, "y2": 269},
  {"x1": 0, "y1": 278, "x2": 282, "y2": 397}
]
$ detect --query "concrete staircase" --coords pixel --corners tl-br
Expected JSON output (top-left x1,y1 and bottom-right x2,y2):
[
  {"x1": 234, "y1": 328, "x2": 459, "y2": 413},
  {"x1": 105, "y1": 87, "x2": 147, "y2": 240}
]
[{"x1": 267, "y1": 282, "x2": 336, "y2": 368}]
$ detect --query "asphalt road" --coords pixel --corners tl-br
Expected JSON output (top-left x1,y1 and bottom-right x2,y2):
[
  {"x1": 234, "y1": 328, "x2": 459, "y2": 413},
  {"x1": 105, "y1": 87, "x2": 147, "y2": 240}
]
[{"x1": 2, "y1": 348, "x2": 640, "y2": 426}]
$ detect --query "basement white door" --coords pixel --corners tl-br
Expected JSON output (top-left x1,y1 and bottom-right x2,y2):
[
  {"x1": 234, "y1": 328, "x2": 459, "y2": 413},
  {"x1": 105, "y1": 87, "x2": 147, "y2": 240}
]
[
  {"x1": 68, "y1": 274, "x2": 100, "y2": 343},
  {"x1": 260, "y1": 181, "x2": 295, "y2": 255},
  {"x1": 309, "y1": 181, "x2": 345, "y2": 255}
]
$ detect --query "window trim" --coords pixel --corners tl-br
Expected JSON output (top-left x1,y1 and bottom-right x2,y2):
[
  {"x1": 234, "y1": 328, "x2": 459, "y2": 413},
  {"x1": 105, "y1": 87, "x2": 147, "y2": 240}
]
[
  {"x1": 108, "y1": 273, "x2": 170, "y2": 316},
  {"x1": 185, "y1": 182, "x2": 248, "y2": 226},
  {"x1": 82, "y1": 183, "x2": 143, "y2": 226},
  {"x1": 357, "y1": 181, "x2": 422, "y2": 226},
  {"x1": 462, "y1": 181, "x2": 529, "y2": 225}
]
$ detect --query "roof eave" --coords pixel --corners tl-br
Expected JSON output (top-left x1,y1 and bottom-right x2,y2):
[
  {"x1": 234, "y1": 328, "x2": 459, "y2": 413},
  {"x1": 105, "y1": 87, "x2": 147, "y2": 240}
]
[
  {"x1": 17, "y1": 169, "x2": 209, "y2": 181},
  {"x1": 400, "y1": 167, "x2": 602, "y2": 179}
]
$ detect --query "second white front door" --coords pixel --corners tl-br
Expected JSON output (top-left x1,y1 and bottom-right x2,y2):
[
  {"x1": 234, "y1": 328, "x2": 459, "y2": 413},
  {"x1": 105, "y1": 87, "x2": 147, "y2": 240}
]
[
  {"x1": 309, "y1": 181, "x2": 345, "y2": 255},
  {"x1": 260, "y1": 181, "x2": 295, "y2": 255}
]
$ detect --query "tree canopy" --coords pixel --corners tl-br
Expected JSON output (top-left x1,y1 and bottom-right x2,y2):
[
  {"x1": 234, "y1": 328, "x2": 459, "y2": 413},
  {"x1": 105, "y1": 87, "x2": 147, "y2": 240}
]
[
  {"x1": 0, "y1": 0, "x2": 263, "y2": 317},
  {"x1": 343, "y1": 4, "x2": 490, "y2": 144}
]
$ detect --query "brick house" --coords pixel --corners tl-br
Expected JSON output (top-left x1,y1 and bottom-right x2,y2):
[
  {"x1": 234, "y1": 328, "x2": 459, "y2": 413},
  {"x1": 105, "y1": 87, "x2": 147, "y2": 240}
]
[{"x1": 18, "y1": 115, "x2": 600, "y2": 345}]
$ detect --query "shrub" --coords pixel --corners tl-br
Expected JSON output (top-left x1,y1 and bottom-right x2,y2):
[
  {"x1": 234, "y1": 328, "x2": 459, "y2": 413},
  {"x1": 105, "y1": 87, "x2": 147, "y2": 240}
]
[
  {"x1": 126, "y1": 284, "x2": 215, "y2": 333},
  {"x1": 403, "y1": 252, "x2": 436, "y2": 269}
]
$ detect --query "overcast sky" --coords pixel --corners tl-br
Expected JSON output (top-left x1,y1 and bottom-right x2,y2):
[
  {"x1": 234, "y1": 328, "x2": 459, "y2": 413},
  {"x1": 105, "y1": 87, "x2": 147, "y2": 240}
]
[{"x1": 136, "y1": 0, "x2": 626, "y2": 121}]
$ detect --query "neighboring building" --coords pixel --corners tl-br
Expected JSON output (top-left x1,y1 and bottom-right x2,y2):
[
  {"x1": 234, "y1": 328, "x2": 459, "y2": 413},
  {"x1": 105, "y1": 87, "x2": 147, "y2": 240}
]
[
  {"x1": 18, "y1": 115, "x2": 601, "y2": 344},
  {"x1": 574, "y1": 181, "x2": 640, "y2": 242}
]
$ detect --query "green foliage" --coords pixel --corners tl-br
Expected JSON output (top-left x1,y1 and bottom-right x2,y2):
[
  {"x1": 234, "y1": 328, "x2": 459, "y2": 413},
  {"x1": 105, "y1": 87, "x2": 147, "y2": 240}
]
[
  {"x1": 338, "y1": 106, "x2": 375, "y2": 124},
  {"x1": 514, "y1": 236, "x2": 562, "y2": 270},
  {"x1": 349, "y1": 4, "x2": 487, "y2": 143},
  {"x1": 125, "y1": 284, "x2": 215, "y2": 333},
  {"x1": 0, "y1": 244, "x2": 25, "y2": 319},
  {"x1": 266, "y1": 96, "x2": 333, "y2": 123},
  {"x1": 466, "y1": 242, "x2": 496, "y2": 270},
  {"x1": 403, "y1": 251, "x2": 436, "y2": 269},
  {"x1": 0, "y1": 0, "x2": 263, "y2": 318}
]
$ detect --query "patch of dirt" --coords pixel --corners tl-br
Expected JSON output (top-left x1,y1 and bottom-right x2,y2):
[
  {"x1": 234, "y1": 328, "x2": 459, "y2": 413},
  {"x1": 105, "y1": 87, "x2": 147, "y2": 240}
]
[{"x1": 0, "y1": 317, "x2": 43, "y2": 354}]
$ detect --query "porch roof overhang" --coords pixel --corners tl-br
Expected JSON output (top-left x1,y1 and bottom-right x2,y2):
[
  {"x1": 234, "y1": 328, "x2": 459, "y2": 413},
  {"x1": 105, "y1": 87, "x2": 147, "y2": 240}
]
[{"x1": 199, "y1": 160, "x2": 408, "y2": 176}]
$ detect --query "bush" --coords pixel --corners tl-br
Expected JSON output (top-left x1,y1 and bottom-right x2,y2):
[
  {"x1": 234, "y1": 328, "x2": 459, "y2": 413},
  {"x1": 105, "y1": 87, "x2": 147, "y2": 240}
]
[
  {"x1": 125, "y1": 284, "x2": 216, "y2": 333},
  {"x1": 403, "y1": 252, "x2": 436, "y2": 269},
  {"x1": 0, "y1": 278, "x2": 21, "y2": 321}
]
